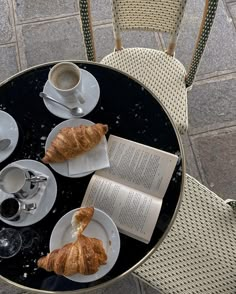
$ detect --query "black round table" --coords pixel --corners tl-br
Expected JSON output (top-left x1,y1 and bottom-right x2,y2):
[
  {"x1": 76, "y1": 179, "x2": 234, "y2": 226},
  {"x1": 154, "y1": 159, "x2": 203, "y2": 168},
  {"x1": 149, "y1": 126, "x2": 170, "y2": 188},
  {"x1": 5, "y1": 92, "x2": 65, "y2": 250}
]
[{"x1": 0, "y1": 61, "x2": 185, "y2": 293}]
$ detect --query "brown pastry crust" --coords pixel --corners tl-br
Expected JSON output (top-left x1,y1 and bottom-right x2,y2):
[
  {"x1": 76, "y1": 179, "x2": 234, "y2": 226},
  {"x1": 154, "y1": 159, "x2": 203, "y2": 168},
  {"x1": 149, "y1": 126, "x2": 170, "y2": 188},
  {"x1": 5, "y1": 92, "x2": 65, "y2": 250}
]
[
  {"x1": 37, "y1": 207, "x2": 107, "y2": 276},
  {"x1": 37, "y1": 235, "x2": 107, "y2": 276},
  {"x1": 42, "y1": 123, "x2": 108, "y2": 163}
]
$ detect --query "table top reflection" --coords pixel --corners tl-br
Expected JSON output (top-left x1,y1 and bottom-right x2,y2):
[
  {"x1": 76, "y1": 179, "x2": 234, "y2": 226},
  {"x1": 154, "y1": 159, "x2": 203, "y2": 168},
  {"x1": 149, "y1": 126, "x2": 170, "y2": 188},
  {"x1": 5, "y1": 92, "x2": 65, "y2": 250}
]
[{"x1": 0, "y1": 61, "x2": 185, "y2": 293}]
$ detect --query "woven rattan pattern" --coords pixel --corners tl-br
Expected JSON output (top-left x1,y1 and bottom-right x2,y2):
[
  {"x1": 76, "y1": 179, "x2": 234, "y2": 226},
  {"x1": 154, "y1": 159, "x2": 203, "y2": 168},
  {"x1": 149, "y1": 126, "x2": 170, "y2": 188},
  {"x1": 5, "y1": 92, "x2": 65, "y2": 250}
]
[
  {"x1": 185, "y1": 0, "x2": 219, "y2": 87},
  {"x1": 101, "y1": 48, "x2": 188, "y2": 134},
  {"x1": 79, "y1": 0, "x2": 95, "y2": 61},
  {"x1": 113, "y1": 0, "x2": 187, "y2": 34},
  {"x1": 79, "y1": 0, "x2": 219, "y2": 134},
  {"x1": 133, "y1": 174, "x2": 236, "y2": 294}
]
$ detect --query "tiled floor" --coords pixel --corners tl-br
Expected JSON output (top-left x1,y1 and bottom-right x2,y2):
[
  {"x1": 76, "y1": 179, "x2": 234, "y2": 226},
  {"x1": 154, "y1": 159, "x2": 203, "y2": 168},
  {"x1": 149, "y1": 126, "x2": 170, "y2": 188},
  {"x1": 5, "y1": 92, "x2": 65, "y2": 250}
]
[{"x1": 0, "y1": 0, "x2": 236, "y2": 293}]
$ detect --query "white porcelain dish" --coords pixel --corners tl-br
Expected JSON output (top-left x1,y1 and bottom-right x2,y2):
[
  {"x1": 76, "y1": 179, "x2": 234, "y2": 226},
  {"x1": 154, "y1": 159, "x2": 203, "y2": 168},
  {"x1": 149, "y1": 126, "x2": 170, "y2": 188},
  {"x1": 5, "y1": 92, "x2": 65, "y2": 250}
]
[
  {"x1": 0, "y1": 110, "x2": 19, "y2": 163},
  {"x1": 50, "y1": 207, "x2": 120, "y2": 283},
  {"x1": 0, "y1": 159, "x2": 57, "y2": 227},
  {"x1": 43, "y1": 69, "x2": 100, "y2": 119}
]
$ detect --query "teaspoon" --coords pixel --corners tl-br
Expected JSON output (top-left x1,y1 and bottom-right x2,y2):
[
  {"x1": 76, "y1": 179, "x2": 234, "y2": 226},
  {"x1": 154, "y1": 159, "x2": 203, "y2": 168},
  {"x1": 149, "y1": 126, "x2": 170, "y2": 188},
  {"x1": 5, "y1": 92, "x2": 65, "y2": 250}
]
[
  {"x1": 39, "y1": 92, "x2": 84, "y2": 117},
  {"x1": 0, "y1": 176, "x2": 47, "y2": 186},
  {"x1": 0, "y1": 139, "x2": 11, "y2": 151},
  {"x1": 26, "y1": 176, "x2": 47, "y2": 183}
]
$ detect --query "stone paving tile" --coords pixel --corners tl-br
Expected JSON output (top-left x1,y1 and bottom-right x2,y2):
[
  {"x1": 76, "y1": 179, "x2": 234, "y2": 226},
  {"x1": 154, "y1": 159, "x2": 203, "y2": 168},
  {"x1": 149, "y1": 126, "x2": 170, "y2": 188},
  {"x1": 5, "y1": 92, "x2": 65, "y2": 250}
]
[
  {"x1": 86, "y1": 274, "x2": 141, "y2": 294},
  {"x1": 0, "y1": 280, "x2": 28, "y2": 294},
  {"x1": 140, "y1": 281, "x2": 161, "y2": 294},
  {"x1": 16, "y1": 17, "x2": 86, "y2": 69},
  {"x1": 187, "y1": 78, "x2": 236, "y2": 132},
  {"x1": 0, "y1": 45, "x2": 19, "y2": 83},
  {"x1": 163, "y1": 0, "x2": 236, "y2": 76},
  {"x1": 13, "y1": 0, "x2": 79, "y2": 24},
  {"x1": 91, "y1": 0, "x2": 112, "y2": 23},
  {"x1": 171, "y1": 0, "x2": 204, "y2": 68},
  {"x1": 121, "y1": 31, "x2": 160, "y2": 50},
  {"x1": 228, "y1": 2, "x2": 236, "y2": 24},
  {"x1": 93, "y1": 25, "x2": 160, "y2": 61},
  {"x1": 93, "y1": 25, "x2": 114, "y2": 61},
  {"x1": 224, "y1": 0, "x2": 236, "y2": 4},
  {"x1": 0, "y1": 0, "x2": 15, "y2": 44},
  {"x1": 196, "y1": 0, "x2": 236, "y2": 75},
  {"x1": 0, "y1": 274, "x2": 140, "y2": 294},
  {"x1": 190, "y1": 126, "x2": 236, "y2": 199}
]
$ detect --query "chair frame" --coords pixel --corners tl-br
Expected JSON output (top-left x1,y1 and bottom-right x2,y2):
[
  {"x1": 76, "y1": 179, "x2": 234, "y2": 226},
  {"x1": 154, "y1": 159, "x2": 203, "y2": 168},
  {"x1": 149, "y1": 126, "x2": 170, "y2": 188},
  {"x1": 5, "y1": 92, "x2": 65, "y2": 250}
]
[{"x1": 79, "y1": 0, "x2": 219, "y2": 88}]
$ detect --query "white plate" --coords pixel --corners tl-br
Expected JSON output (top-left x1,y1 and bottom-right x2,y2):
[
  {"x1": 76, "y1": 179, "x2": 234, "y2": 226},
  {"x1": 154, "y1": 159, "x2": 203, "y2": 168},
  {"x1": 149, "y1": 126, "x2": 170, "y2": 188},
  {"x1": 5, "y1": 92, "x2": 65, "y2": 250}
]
[
  {"x1": 43, "y1": 69, "x2": 100, "y2": 119},
  {"x1": 0, "y1": 110, "x2": 19, "y2": 163},
  {"x1": 45, "y1": 119, "x2": 106, "y2": 178},
  {"x1": 50, "y1": 207, "x2": 120, "y2": 283},
  {"x1": 0, "y1": 160, "x2": 57, "y2": 227}
]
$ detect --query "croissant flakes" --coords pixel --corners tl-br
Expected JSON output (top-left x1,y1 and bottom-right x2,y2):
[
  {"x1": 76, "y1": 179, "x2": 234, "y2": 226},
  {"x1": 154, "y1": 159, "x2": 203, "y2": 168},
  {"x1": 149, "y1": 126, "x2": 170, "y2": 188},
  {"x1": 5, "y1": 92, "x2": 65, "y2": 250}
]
[
  {"x1": 37, "y1": 207, "x2": 107, "y2": 276},
  {"x1": 42, "y1": 123, "x2": 108, "y2": 163}
]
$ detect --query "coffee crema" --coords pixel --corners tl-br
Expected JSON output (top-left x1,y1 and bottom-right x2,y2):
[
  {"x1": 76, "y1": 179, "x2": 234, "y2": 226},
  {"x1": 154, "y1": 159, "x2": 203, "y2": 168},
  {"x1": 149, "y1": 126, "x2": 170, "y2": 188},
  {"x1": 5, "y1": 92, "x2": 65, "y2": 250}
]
[
  {"x1": 0, "y1": 198, "x2": 19, "y2": 218},
  {"x1": 53, "y1": 70, "x2": 80, "y2": 90}
]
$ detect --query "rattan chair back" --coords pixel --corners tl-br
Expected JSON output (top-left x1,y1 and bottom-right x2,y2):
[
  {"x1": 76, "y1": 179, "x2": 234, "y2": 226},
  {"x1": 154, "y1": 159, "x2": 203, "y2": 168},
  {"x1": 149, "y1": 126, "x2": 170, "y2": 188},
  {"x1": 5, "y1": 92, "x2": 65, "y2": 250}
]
[
  {"x1": 79, "y1": 0, "x2": 219, "y2": 88},
  {"x1": 111, "y1": 0, "x2": 187, "y2": 52}
]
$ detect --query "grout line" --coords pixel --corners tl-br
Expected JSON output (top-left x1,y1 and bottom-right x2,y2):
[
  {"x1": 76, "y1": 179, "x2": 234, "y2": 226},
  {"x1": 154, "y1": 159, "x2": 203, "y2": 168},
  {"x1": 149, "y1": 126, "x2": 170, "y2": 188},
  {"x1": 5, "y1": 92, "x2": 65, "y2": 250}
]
[
  {"x1": 189, "y1": 123, "x2": 236, "y2": 137},
  {"x1": 93, "y1": 19, "x2": 113, "y2": 27},
  {"x1": 154, "y1": 32, "x2": 164, "y2": 50},
  {"x1": 0, "y1": 41, "x2": 17, "y2": 47},
  {"x1": 222, "y1": 0, "x2": 236, "y2": 30},
  {"x1": 158, "y1": 33, "x2": 166, "y2": 49},
  {"x1": 133, "y1": 276, "x2": 144, "y2": 294},
  {"x1": 8, "y1": 0, "x2": 22, "y2": 70},
  {"x1": 93, "y1": 23, "x2": 113, "y2": 30},
  {"x1": 194, "y1": 71, "x2": 236, "y2": 85},
  {"x1": 11, "y1": 12, "x2": 80, "y2": 26}
]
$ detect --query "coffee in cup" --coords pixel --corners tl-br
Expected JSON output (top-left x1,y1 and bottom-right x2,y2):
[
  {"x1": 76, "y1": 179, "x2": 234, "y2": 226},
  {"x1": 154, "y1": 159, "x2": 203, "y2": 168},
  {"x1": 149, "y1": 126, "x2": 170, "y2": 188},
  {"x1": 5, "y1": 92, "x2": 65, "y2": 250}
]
[
  {"x1": 0, "y1": 197, "x2": 36, "y2": 222},
  {"x1": 48, "y1": 62, "x2": 85, "y2": 103}
]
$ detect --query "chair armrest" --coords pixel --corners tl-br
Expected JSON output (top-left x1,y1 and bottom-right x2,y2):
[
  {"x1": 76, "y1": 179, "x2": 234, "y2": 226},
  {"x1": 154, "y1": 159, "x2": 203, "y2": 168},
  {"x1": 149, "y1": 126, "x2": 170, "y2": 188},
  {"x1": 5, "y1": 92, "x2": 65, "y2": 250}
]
[{"x1": 185, "y1": 0, "x2": 219, "y2": 88}]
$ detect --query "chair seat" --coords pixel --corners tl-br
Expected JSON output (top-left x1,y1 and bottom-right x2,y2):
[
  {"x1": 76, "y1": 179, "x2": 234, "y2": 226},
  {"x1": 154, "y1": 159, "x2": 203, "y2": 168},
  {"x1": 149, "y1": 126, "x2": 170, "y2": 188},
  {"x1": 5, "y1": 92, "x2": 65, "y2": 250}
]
[
  {"x1": 101, "y1": 48, "x2": 188, "y2": 134},
  {"x1": 133, "y1": 174, "x2": 236, "y2": 293}
]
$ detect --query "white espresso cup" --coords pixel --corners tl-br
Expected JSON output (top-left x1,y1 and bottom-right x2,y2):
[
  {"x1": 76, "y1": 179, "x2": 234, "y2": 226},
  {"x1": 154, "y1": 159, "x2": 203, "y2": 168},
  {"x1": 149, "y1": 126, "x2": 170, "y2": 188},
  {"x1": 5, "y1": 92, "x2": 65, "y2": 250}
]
[
  {"x1": 0, "y1": 166, "x2": 40, "y2": 199},
  {"x1": 48, "y1": 62, "x2": 85, "y2": 104},
  {"x1": 0, "y1": 197, "x2": 36, "y2": 222}
]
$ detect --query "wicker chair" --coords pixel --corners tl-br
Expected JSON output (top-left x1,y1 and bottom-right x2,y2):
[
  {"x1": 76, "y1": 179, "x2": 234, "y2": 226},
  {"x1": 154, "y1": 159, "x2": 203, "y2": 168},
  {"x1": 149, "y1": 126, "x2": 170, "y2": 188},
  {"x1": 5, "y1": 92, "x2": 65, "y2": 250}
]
[
  {"x1": 133, "y1": 174, "x2": 236, "y2": 294},
  {"x1": 79, "y1": 0, "x2": 219, "y2": 134}
]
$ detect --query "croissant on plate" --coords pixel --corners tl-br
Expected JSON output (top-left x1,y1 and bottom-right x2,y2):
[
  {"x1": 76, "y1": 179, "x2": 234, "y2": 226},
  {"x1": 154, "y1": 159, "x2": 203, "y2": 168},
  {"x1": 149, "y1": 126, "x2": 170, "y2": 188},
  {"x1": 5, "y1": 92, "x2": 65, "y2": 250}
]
[
  {"x1": 37, "y1": 207, "x2": 107, "y2": 276},
  {"x1": 37, "y1": 234, "x2": 107, "y2": 276},
  {"x1": 42, "y1": 123, "x2": 108, "y2": 163}
]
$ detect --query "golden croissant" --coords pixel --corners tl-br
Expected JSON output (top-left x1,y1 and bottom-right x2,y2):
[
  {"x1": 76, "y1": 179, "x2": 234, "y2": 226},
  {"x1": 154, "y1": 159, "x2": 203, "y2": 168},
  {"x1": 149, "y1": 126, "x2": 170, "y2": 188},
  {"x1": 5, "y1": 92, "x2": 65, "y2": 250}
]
[
  {"x1": 37, "y1": 234, "x2": 107, "y2": 276},
  {"x1": 42, "y1": 123, "x2": 108, "y2": 163},
  {"x1": 37, "y1": 207, "x2": 107, "y2": 276}
]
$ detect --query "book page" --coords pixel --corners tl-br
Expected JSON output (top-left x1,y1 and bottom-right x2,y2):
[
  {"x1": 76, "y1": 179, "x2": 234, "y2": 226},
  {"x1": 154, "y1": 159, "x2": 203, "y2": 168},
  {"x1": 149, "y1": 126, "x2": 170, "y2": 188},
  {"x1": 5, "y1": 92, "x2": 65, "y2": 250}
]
[
  {"x1": 97, "y1": 135, "x2": 178, "y2": 199},
  {"x1": 82, "y1": 175, "x2": 162, "y2": 244}
]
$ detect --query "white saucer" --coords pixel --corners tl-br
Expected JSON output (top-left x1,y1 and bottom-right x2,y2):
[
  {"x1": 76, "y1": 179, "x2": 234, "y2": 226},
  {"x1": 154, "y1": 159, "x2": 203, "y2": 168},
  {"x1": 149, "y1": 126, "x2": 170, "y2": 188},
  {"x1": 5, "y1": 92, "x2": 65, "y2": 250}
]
[
  {"x1": 50, "y1": 207, "x2": 120, "y2": 283},
  {"x1": 0, "y1": 160, "x2": 57, "y2": 227},
  {"x1": 44, "y1": 119, "x2": 107, "y2": 178},
  {"x1": 43, "y1": 69, "x2": 100, "y2": 119},
  {"x1": 0, "y1": 110, "x2": 19, "y2": 163}
]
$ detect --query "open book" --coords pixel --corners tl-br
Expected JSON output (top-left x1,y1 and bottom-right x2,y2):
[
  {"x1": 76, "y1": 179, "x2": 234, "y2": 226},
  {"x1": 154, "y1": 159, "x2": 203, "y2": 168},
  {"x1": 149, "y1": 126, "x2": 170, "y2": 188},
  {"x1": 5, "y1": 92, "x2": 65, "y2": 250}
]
[{"x1": 82, "y1": 135, "x2": 178, "y2": 244}]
